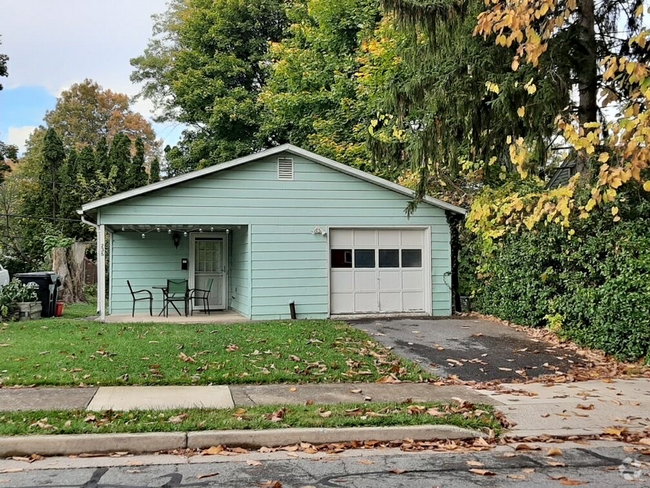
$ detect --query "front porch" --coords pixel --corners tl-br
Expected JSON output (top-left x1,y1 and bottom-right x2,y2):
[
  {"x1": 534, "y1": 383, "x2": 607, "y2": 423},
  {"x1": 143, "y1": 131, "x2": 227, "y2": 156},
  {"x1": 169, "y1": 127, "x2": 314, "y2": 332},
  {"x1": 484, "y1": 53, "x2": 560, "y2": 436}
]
[
  {"x1": 102, "y1": 310, "x2": 249, "y2": 324},
  {"x1": 97, "y1": 224, "x2": 250, "y2": 321}
]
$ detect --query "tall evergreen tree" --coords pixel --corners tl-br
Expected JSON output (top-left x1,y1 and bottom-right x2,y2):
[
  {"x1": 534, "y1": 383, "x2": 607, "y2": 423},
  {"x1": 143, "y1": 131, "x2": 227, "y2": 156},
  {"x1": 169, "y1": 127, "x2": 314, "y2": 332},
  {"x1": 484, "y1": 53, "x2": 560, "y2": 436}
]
[
  {"x1": 108, "y1": 133, "x2": 132, "y2": 192},
  {"x1": 95, "y1": 137, "x2": 110, "y2": 177},
  {"x1": 76, "y1": 145, "x2": 95, "y2": 181},
  {"x1": 127, "y1": 137, "x2": 148, "y2": 189},
  {"x1": 149, "y1": 156, "x2": 161, "y2": 184},
  {"x1": 39, "y1": 128, "x2": 66, "y2": 219}
]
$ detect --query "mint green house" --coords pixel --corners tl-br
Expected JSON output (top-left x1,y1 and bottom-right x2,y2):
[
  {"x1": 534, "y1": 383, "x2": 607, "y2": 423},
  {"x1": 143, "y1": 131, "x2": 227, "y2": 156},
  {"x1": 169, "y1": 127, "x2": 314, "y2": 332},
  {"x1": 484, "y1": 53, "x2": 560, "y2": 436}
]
[{"x1": 80, "y1": 144, "x2": 465, "y2": 321}]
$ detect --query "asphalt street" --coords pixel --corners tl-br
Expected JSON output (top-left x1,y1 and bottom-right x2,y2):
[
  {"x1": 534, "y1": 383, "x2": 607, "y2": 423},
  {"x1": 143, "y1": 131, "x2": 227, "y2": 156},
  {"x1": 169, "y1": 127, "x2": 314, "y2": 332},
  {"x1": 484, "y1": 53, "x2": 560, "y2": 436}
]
[{"x1": 0, "y1": 443, "x2": 647, "y2": 487}]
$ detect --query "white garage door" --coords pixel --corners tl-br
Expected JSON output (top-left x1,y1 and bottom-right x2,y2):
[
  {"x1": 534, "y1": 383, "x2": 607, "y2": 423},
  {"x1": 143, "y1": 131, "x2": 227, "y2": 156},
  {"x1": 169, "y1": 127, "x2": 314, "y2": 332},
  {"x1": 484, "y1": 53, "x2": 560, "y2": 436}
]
[{"x1": 330, "y1": 229, "x2": 428, "y2": 314}]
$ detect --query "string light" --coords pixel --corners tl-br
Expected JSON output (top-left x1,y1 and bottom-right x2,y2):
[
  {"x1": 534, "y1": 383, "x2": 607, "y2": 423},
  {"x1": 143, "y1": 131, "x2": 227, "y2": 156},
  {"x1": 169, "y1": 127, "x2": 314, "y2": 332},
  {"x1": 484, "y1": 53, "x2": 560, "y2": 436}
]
[{"x1": 117, "y1": 226, "x2": 234, "y2": 238}]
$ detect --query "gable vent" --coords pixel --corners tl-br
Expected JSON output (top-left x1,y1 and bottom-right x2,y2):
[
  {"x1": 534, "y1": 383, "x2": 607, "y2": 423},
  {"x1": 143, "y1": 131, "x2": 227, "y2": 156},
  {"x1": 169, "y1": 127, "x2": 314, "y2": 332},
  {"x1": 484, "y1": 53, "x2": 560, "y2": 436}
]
[{"x1": 278, "y1": 158, "x2": 294, "y2": 180}]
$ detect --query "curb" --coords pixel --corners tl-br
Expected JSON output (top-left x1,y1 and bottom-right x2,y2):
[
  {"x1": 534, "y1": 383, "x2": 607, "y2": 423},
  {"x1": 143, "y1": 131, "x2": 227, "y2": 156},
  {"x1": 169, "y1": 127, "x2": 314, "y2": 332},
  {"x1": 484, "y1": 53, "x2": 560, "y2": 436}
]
[
  {"x1": 187, "y1": 425, "x2": 484, "y2": 449},
  {"x1": 0, "y1": 425, "x2": 484, "y2": 457},
  {"x1": 0, "y1": 432, "x2": 187, "y2": 457}
]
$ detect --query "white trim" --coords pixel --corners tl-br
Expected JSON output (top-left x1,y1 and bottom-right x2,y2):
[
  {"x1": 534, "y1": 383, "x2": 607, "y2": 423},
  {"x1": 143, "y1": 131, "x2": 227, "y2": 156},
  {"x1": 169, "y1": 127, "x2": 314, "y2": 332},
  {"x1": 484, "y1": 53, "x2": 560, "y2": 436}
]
[
  {"x1": 81, "y1": 144, "x2": 465, "y2": 215},
  {"x1": 188, "y1": 232, "x2": 228, "y2": 311},
  {"x1": 327, "y1": 226, "x2": 432, "y2": 316},
  {"x1": 248, "y1": 224, "x2": 253, "y2": 318},
  {"x1": 424, "y1": 225, "x2": 433, "y2": 316},
  {"x1": 97, "y1": 223, "x2": 106, "y2": 321}
]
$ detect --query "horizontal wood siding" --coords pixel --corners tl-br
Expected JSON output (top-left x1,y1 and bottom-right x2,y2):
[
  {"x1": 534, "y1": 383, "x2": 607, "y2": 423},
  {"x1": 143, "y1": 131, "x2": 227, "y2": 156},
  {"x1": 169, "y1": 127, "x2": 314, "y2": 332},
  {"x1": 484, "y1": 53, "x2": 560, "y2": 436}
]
[
  {"x1": 99, "y1": 153, "x2": 453, "y2": 319},
  {"x1": 110, "y1": 232, "x2": 190, "y2": 315},
  {"x1": 229, "y1": 227, "x2": 250, "y2": 317}
]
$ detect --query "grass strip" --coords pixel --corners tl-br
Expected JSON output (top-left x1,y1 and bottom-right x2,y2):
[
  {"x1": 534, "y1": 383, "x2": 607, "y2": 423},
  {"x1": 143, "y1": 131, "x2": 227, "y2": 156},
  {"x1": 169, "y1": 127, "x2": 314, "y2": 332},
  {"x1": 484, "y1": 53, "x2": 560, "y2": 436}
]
[
  {"x1": 0, "y1": 402, "x2": 498, "y2": 437},
  {"x1": 0, "y1": 320, "x2": 431, "y2": 386}
]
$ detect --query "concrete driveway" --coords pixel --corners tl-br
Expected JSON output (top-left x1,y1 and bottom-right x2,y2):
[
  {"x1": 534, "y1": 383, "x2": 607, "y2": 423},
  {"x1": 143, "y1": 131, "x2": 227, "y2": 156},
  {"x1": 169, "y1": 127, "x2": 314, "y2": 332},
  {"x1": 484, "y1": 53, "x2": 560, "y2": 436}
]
[{"x1": 350, "y1": 317, "x2": 586, "y2": 382}]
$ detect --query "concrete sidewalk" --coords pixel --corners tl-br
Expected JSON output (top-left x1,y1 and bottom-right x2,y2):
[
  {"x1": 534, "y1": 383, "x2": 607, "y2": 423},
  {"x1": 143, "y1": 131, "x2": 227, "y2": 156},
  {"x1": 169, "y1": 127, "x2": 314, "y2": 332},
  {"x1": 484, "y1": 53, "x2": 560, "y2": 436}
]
[
  {"x1": 474, "y1": 377, "x2": 650, "y2": 438},
  {"x1": 1, "y1": 378, "x2": 648, "y2": 438},
  {"x1": 0, "y1": 382, "x2": 494, "y2": 412}
]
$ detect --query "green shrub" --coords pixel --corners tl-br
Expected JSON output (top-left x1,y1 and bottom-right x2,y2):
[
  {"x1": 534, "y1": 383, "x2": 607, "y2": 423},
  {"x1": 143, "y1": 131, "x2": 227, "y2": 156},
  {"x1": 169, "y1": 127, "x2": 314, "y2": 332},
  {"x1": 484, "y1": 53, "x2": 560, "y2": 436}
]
[{"x1": 467, "y1": 197, "x2": 650, "y2": 362}]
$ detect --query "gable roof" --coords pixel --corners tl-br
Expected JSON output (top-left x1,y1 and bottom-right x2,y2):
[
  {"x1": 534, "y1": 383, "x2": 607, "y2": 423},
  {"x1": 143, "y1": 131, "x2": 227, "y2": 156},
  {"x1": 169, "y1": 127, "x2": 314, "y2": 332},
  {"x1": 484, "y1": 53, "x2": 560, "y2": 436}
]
[{"x1": 80, "y1": 144, "x2": 466, "y2": 215}]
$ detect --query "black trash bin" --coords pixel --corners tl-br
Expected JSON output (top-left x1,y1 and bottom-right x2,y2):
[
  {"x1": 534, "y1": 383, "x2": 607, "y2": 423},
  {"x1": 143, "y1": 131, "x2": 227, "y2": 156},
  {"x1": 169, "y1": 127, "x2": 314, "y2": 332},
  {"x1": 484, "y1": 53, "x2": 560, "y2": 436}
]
[{"x1": 14, "y1": 272, "x2": 61, "y2": 318}]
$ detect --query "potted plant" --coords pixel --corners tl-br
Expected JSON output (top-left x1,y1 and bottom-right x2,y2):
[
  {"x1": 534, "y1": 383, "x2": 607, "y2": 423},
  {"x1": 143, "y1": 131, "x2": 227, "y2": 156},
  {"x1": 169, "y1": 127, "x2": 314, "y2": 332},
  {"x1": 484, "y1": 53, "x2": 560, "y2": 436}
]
[{"x1": 0, "y1": 279, "x2": 40, "y2": 320}]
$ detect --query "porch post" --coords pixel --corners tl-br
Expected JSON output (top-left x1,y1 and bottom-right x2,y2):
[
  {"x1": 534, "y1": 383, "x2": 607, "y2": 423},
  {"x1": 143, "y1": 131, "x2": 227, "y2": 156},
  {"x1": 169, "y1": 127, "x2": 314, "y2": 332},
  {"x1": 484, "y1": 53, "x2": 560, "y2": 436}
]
[{"x1": 97, "y1": 224, "x2": 106, "y2": 321}]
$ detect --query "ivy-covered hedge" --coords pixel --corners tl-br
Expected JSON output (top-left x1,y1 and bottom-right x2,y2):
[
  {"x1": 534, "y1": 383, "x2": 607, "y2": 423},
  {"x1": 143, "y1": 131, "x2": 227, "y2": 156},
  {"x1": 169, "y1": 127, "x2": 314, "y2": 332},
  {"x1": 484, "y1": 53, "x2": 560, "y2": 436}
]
[{"x1": 464, "y1": 198, "x2": 650, "y2": 362}]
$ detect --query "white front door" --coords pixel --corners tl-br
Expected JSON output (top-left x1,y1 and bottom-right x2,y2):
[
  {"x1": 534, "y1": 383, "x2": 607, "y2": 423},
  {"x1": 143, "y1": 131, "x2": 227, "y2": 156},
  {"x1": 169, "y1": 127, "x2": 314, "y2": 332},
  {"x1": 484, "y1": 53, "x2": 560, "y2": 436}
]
[
  {"x1": 330, "y1": 229, "x2": 428, "y2": 314},
  {"x1": 190, "y1": 233, "x2": 227, "y2": 311}
]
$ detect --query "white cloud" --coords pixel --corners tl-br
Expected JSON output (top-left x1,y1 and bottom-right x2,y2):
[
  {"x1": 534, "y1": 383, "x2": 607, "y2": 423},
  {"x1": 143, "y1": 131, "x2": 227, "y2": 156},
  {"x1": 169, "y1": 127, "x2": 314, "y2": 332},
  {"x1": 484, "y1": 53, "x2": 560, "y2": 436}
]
[{"x1": 7, "y1": 126, "x2": 37, "y2": 154}]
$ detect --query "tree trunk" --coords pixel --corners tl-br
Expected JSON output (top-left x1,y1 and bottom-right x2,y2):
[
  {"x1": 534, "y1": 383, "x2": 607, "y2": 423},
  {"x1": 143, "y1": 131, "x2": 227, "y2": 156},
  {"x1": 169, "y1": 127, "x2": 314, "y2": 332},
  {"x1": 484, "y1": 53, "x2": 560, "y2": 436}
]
[
  {"x1": 52, "y1": 242, "x2": 89, "y2": 303},
  {"x1": 576, "y1": 0, "x2": 598, "y2": 175}
]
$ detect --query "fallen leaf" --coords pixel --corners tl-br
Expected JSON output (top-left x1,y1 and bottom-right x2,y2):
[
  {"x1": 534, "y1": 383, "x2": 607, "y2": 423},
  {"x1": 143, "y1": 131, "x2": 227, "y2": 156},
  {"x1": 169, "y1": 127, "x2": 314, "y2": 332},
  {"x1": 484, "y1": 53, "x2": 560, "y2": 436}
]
[
  {"x1": 507, "y1": 474, "x2": 526, "y2": 480},
  {"x1": 168, "y1": 413, "x2": 188, "y2": 424},
  {"x1": 638, "y1": 438, "x2": 650, "y2": 446},
  {"x1": 226, "y1": 344, "x2": 239, "y2": 352},
  {"x1": 350, "y1": 389, "x2": 362, "y2": 393},
  {"x1": 246, "y1": 460, "x2": 262, "y2": 466},
  {"x1": 559, "y1": 478, "x2": 587, "y2": 486},
  {"x1": 604, "y1": 427, "x2": 626, "y2": 436},
  {"x1": 547, "y1": 447, "x2": 563, "y2": 457},
  {"x1": 126, "y1": 461, "x2": 144, "y2": 466},
  {"x1": 466, "y1": 460, "x2": 485, "y2": 467},
  {"x1": 0, "y1": 468, "x2": 23, "y2": 474},
  {"x1": 178, "y1": 352, "x2": 195, "y2": 363},
  {"x1": 547, "y1": 460, "x2": 567, "y2": 467},
  {"x1": 469, "y1": 469, "x2": 496, "y2": 476},
  {"x1": 522, "y1": 468, "x2": 535, "y2": 474},
  {"x1": 390, "y1": 469, "x2": 406, "y2": 474},
  {"x1": 318, "y1": 410, "x2": 332, "y2": 418},
  {"x1": 197, "y1": 472, "x2": 219, "y2": 479},
  {"x1": 358, "y1": 459, "x2": 374, "y2": 465},
  {"x1": 376, "y1": 375, "x2": 401, "y2": 384},
  {"x1": 515, "y1": 444, "x2": 541, "y2": 451},
  {"x1": 289, "y1": 387, "x2": 297, "y2": 392},
  {"x1": 576, "y1": 404, "x2": 595, "y2": 410},
  {"x1": 258, "y1": 482, "x2": 282, "y2": 488},
  {"x1": 203, "y1": 445, "x2": 224, "y2": 455}
]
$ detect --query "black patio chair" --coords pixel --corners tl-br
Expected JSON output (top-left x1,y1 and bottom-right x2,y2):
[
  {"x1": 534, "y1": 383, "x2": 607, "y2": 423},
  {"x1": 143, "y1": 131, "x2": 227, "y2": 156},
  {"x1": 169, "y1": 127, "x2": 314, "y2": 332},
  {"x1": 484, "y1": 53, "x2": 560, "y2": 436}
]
[
  {"x1": 127, "y1": 280, "x2": 153, "y2": 317},
  {"x1": 162, "y1": 279, "x2": 189, "y2": 317},
  {"x1": 189, "y1": 278, "x2": 214, "y2": 316}
]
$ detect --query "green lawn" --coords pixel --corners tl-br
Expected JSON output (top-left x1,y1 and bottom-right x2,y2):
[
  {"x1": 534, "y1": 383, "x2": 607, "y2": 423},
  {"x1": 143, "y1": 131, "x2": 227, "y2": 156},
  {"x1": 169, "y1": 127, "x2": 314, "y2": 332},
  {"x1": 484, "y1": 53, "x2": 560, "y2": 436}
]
[
  {"x1": 0, "y1": 402, "x2": 498, "y2": 436},
  {"x1": 0, "y1": 319, "x2": 430, "y2": 386},
  {"x1": 61, "y1": 301, "x2": 97, "y2": 319}
]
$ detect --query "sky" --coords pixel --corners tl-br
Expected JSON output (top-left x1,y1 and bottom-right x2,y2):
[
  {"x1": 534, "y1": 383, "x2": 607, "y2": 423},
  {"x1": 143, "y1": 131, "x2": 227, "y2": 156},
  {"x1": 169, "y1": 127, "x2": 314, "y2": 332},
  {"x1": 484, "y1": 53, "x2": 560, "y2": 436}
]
[{"x1": 0, "y1": 0, "x2": 184, "y2": 154}]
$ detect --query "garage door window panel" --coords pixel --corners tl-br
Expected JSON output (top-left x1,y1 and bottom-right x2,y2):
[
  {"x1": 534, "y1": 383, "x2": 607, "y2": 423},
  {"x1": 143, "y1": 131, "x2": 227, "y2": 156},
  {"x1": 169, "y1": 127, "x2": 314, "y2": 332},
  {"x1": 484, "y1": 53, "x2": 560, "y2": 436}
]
[
  {"x1": 331, "y1": 249, "x2": 352, "y2": 268},
  {"x1": 354, "y1": 249, "x2": 375, "y2": 268},
  {"x1": 402, "y1": 249, "x2": 422, "y2": 268},
  {"x1": 379, "y1": 249, "x2": 399, "y2": 268}
]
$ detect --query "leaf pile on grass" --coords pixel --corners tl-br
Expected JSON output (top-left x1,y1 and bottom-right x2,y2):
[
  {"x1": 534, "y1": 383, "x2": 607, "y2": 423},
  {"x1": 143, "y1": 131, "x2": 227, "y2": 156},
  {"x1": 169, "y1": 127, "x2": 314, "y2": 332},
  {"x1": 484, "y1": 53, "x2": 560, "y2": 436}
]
[
  {"x1": 0, "y1": 320, "x2": 431, "y2": 386},
  {"x1": 0, "y1": 401, "x2": 499, "y2": 437}
]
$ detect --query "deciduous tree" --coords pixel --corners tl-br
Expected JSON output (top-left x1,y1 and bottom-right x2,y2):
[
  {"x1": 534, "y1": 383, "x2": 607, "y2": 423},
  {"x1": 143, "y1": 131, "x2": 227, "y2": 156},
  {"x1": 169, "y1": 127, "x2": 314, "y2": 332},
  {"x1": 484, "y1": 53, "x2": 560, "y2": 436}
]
[{"x1": 131, "y1": 0, "x2": 288, "y2": 172}]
